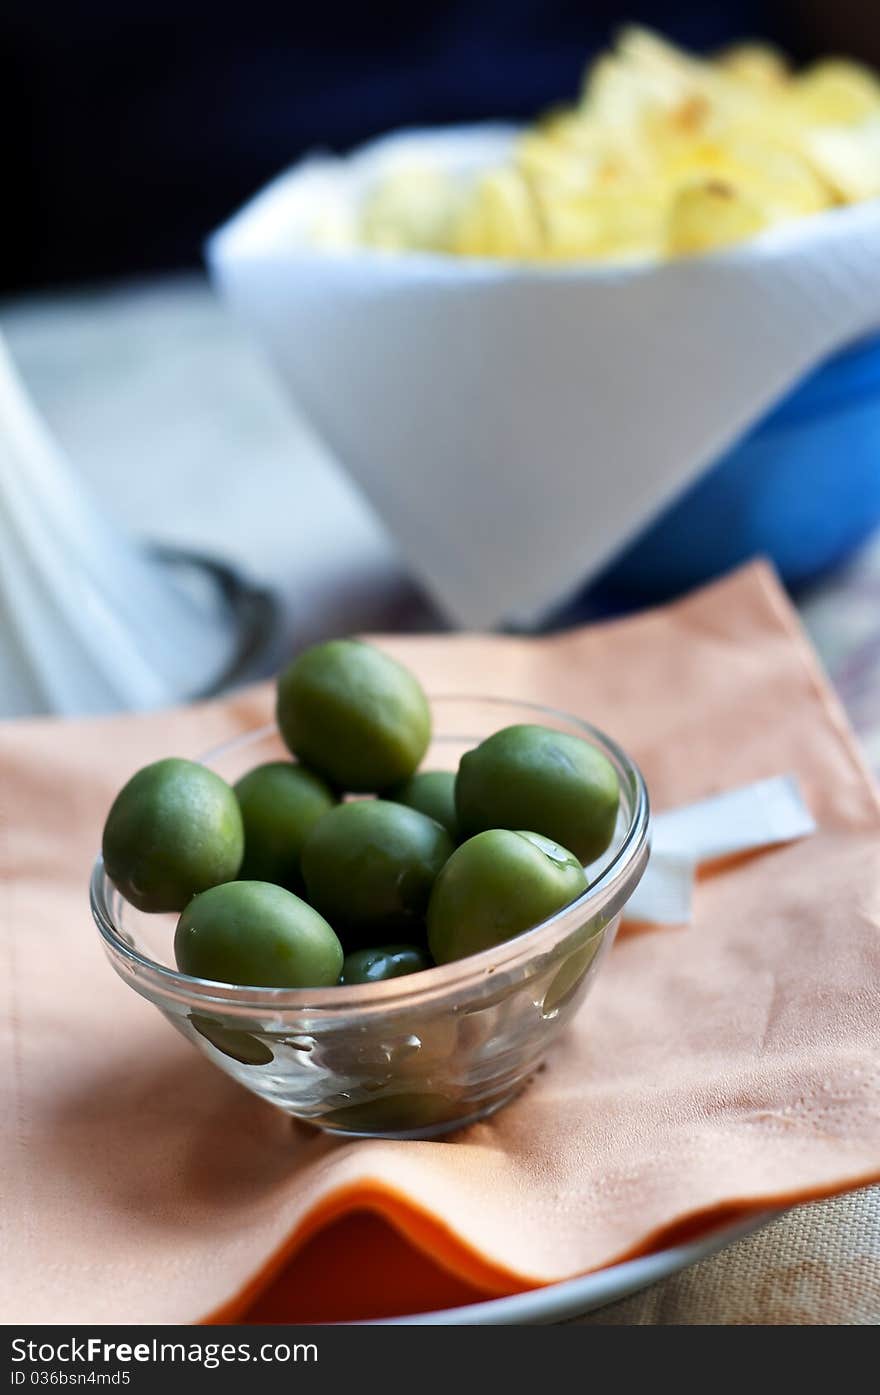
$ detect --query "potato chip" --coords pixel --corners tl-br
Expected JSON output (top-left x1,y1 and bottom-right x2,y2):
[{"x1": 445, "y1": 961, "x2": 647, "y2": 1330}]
[
  {"x1": 355, "y1": 27, "x2": 880, "y2": 263},
  {"x1": 667, "y1": 179, "x2": 769, "y2": 255},
  {"x1": 805, "y1": 119, "x2": 880, "y2": 201},
  {"x1": 717, "y1": 42, "x2": 790, "y2": 90},
  {"x1": 360, "y1": 166, "x2": 462, "y2": 252},
  {"x1": 540, "y1": 186, "x2": 668, "y2": 262},
  {"x1": 454, "y1": 168, "x2": 543, "y2": 259},
  {"x1": 794, "y1": 60, "x2": 880, "y2": 124}
]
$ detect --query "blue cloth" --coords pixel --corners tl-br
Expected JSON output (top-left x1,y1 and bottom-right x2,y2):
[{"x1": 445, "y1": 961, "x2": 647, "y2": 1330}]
[{"x1": 596, "y1": 335, "x2": 880, "y2": 601}]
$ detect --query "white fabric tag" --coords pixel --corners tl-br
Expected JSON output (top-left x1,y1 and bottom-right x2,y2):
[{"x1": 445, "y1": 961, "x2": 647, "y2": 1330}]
[
  {"x1": 623, "y1": 774, "x2": 816, "y2": 925},
  {"x1": 624, "y1": 851, "x2": 695, "y2": 926}
]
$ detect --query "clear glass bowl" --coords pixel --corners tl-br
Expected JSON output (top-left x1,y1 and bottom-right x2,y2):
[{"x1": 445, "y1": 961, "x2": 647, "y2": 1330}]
[{"x1": 91, "y1": 697, "x2": 649, "y2": 1139}]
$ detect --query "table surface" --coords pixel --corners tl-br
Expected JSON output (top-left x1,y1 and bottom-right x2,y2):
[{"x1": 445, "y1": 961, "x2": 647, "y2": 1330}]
[{"x1": 3, "y1": 273, "x2": 880, "y2": 1325}]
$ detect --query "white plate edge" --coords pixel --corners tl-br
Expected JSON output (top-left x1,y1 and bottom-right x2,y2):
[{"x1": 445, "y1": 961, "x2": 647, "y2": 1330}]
[{"x1": 370, "y1": 1210, "x2": 781, "y2": 1325}]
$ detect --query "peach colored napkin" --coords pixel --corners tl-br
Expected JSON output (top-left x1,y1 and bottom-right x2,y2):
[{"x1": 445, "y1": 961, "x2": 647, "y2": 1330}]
[{"x1": 3, "y1": 561, "x2": 880, "y2": 1325}]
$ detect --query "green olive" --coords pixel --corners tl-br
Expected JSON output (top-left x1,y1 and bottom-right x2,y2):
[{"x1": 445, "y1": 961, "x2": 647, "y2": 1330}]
[
  {"x1": 234, "y1": 761, "x2": 336, "y2": 892},
  {"x1": 276, "y1": 639, "x2": 430, "y2": 792},
  {"x1": 541, "y1": 924, "x2": 607, "y2": 1017},
  {"x1": 340, "y1": 944, "x2": 431, "y2": 985},
  {"x1": 456, "y1": 724, "x2": 619, "y2": 864},
  {"x1": 174, "y1": 880, "x2": 343, "y2": 988},
  {"x1": 427, "y1": 828, "x2": 588, "y2": 964},
  {"x1": 386, "y1": 770, "x2": 458, "y2": 838},
  {"x1": 188, "y1": 1014, "x2": 275, "y2": 1066},
  {"x1": 301, "y1": 799, "x2": 453, "y2": 942},
  {"x1": 319, "y1": 1091, "x2": 461, "y2": 1135},
  {"x1": 102, "y1": 757, "x2": 244, "y2": 913}
]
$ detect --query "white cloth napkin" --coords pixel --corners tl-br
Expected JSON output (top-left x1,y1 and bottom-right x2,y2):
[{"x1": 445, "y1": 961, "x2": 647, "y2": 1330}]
[
  {"x1": 209, "y1": 125, "x2": 880, "y2": 628},
  {"x1": 0, "y1": 334, "x2": 236, "y2": 716}
]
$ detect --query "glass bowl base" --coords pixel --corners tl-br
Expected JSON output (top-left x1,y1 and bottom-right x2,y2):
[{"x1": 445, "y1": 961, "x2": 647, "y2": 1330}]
[{"x1": 311, "y1": 1088, "x2": 520, "y2": 1140}]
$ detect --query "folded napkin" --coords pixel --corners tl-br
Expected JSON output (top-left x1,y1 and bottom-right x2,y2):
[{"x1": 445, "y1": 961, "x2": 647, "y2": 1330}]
[
  {"x1": 210, "y1": 129, "x2": 880, "y2": 627},
  {"x1": 3, "y1": 561, "x2": 880, "y2": 1325}
]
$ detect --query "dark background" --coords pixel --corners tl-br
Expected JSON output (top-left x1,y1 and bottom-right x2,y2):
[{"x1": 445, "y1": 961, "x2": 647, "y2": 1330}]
[{"x1": 5, "y1": 1, "x2": 879, "y2": 294}]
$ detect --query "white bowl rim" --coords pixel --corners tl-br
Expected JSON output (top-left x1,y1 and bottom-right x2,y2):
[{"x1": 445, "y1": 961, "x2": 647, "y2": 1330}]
[{"x1": 206, "y1": 120, "x2": 880, "y2": 280}]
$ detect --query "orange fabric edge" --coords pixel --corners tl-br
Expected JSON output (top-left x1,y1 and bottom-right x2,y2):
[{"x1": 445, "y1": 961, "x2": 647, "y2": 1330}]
[
  {"x1": 619, "y1": 1168, "x2": 880, "y2": 1255},
  {"x1": 203, "y1": 1178, "x2": 541, "y2": 1324},
  {"x1": 202, "y1": 1164, "x2": 880, "y2": 1324}
]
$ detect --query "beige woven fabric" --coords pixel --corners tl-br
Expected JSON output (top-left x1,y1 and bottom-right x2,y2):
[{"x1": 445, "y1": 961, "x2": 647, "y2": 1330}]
[{"x1": 576, "y1": 1187, "x2": 880, "y2": 1324}]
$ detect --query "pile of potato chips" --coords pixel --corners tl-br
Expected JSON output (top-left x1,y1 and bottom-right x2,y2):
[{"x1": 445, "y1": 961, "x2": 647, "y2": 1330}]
[{"x1": 356, "y1": 27, "x2": 880, "y2": 262}]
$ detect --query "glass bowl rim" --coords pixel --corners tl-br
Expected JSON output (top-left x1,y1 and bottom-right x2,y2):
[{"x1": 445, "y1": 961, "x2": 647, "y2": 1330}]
[{"x1": 90, "y1": 695, "x2": 649, "y2": 1018}]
